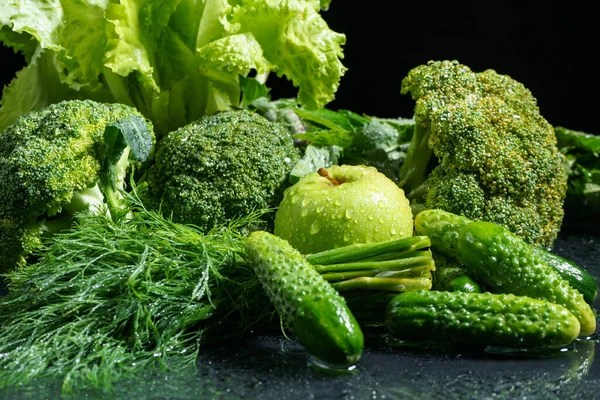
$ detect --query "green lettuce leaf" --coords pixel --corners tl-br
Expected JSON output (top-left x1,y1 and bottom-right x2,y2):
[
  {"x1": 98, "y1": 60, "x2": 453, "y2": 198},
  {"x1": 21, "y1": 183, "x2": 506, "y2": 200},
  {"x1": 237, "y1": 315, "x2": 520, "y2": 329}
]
[{"x1": 0, "y1": 0, "x2": 346, "y2": 136}]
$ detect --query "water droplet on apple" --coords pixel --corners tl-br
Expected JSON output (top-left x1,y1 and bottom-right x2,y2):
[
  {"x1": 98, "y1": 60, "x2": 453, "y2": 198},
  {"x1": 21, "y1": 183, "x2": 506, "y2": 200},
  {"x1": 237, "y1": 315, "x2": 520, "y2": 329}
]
[
  {"x1": 377, "y1": 200, "x2": 386, "y2": 209},
  {"x1": 302, "y1": 197, "x2": 312, "y2": 206},
  {"x1": 310, "y1": 220, "x2": 321, "y2": 234},
  {"x1": 334, "y1": 199, "x2": 341, "y2": 207},
  {"x1": 316, "y1": 205, "x2": 325, "y2": 213},
  {"x1": 343, "y1": 233, "x2": 352, "y2": 242},
  {"x1": 291, "y1": 194, "x2": 300, "y2": 204},
  {"x1": 345, "y1": 209, "x2": 354, "y2": 219},
  {"x1": 301, "y1": 208, "x2": 309, "y2": 217},
  {"x1": 368, "y1": 214, "x2": 374, "y2": 221},
  {"x1": 390, "y1": 227, "x2": 398, "y2": 235}
]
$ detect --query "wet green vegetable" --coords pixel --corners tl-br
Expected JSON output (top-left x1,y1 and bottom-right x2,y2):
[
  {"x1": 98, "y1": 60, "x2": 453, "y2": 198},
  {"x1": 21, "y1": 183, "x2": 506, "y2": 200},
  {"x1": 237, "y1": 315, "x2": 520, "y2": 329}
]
[
  {"x1": 386, "y1": 290, "x2": 581, "y2": 348},
  {"x1": 415, "y1": 209, "x2": 596, "y2": 337},
  {"x1": 245, "y1": 231, "x2": 364, "y2": 366}
]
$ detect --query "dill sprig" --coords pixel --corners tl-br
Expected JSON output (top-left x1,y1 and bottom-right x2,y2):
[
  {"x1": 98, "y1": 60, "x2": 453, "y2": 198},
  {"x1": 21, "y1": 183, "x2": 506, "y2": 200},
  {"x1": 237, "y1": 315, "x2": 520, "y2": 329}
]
[{"x1": 0, "y1": 189, "x2": 272, "y2": 393}]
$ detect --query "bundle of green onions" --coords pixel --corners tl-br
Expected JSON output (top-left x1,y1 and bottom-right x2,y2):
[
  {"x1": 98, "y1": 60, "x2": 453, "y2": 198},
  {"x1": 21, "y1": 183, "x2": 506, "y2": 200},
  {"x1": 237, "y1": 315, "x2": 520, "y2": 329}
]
[
  {"x1": 0, "y1": 188, "x2": 433, "y2": 392},
  {"x1": 307, "y1": 236, "x2": 434, "y2": 323}
]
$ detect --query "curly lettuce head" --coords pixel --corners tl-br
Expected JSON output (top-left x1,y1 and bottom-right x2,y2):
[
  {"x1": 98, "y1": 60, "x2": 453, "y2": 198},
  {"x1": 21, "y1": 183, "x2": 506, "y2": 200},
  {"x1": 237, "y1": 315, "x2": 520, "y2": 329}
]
[{"x1": 0, "y1": 0, "x2": 346, "y2": 136}]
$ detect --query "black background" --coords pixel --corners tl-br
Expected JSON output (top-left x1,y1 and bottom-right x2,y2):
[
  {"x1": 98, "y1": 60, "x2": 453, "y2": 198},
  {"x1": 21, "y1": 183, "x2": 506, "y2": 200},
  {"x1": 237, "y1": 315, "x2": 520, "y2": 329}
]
[{"x1": 1, "y1": 1, "x2": 597, "y2": 133}]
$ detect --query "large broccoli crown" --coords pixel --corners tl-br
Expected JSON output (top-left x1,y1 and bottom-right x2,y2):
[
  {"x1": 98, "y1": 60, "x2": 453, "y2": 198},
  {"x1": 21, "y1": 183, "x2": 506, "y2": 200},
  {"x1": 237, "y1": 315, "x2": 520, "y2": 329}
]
[
  {"x1": 399, "y1": 60, "x2": 567, "y2": 248},
  {"x1": 145, "y1": 109, "x2": 301, "y2": 232},
  {"x1": 0, "y1": 99, "x2": 150, "y2": 271}
]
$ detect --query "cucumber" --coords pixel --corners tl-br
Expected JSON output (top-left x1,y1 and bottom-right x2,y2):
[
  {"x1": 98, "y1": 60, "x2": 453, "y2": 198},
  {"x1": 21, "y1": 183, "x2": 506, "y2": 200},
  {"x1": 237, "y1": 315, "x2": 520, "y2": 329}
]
[
  {"x1": 386, "y1": 290, "x2": 581, "y2": 348},
  {"x1": 244, "y1": 231, "x2": 364, "y2": 366},
  {"x1": 458, "y1": 221, "x2": 596, "y2": 336},
  {"x1": 415, "y1": 209, "x2": 597, "y2": 337},
  {"x1": 431, "y1": 251, "x2": 482, "y2": 293},
  {"x1": 531, "y1": 246, "x2": 598, "y2": 305}
]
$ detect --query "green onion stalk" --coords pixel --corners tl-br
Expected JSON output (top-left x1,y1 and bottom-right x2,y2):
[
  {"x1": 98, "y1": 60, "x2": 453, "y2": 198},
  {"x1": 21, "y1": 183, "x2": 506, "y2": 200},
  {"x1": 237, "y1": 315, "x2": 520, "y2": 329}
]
[{"x1": 306, "y1": 236, "x2": 435, "y2": 324}]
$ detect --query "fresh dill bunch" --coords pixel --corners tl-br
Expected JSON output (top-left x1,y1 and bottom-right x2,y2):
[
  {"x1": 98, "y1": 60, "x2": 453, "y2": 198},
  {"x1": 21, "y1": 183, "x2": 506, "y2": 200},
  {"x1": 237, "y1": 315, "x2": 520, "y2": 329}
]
[{"x1": 0, "y1": 187, "x2": 273, "y2": 393}]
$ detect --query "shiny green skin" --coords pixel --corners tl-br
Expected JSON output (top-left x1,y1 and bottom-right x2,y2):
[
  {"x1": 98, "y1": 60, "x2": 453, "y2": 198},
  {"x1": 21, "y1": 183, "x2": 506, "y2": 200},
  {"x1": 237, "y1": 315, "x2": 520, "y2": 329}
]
[
  {"x1": 386, "y1": 290, "x2": 580, "y2": 348},
  {"x1": 431, "y1": 251, "x2": 482, "y2": 293},
  {"x1": 445, "y1": 274, "x2": 482, "y2": 293},
  {"x1": 245, "y1": 231, "x2": 364, "y2": 366},
  {"x1": 459, "y1": 221, "x2": 596, "y2": 336},
  {"x1": 415, "y1": 210, "x2": 472, "y2": 259},
  {"x1": 417, "y1": 209, "x2": 598, "y2": 306},
  {"x1": 531, "y1": 246, "x2": 598, "y2": 305}
]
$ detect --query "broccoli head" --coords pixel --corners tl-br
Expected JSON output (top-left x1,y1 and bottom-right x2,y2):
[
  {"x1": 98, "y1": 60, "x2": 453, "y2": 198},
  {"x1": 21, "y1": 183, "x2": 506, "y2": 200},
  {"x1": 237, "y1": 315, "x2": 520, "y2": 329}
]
[
  {"x1": 0, "y1": 99, "x2": 154, "y2": 271},
  {"x1": 144, "y1": 109, "x2": 301, "y2": 232},
  {"x1": 398, "y1": 60, "x2": 567, "y2": 248}
]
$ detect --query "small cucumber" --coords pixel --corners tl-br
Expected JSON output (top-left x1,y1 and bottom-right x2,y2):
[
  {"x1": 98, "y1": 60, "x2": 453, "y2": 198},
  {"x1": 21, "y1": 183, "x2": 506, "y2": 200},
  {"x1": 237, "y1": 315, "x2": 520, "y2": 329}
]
[
  {"x1": 245, "y1": 231, "x2": 364, "y2": 366},
  {"x1": 431, "y1": 251, "x2": 482, "y2": 293},
  {"x1": 386, "y1": 290, "x2": 581, "y2": 348},
  {"x1": 458, "y1": 221, "x2": 596, "y2": 336},
  {"x1": 415, "y1": 209, "x2": 597, "y2": 337},
  {"x1": 530, "y1": 246, "x2": 598, "y2": 305}
]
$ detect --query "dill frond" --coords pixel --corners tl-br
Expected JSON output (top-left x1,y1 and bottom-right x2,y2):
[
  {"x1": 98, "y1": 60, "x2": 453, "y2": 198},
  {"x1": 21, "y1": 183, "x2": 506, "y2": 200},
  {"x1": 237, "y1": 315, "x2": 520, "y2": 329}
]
[{"x1": 0, "y1": 188, "x2": 272, "y2": 393}]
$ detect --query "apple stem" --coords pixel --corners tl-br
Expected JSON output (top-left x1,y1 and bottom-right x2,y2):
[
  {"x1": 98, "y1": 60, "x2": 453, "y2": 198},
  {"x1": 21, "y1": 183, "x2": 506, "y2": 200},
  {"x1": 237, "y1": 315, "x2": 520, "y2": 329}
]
[{"x1": 318, "y1": 168, "x2": 341, "y2": 186}]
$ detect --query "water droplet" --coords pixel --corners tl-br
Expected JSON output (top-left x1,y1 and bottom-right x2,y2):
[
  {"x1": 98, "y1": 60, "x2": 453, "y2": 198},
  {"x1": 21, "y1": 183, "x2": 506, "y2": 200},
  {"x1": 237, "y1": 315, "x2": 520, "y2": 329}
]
[
  {"x1": 390, "y1": 227, "x2": 397, "y2": 235},
  {"x1": 302, "y1": 197, "x2": 312, "y2": 207},
  {"x1": 310, "y1": 220, "x2": 321, "y2": 234},
  {"x1": 377, "y1": 200, "x2": 386, "y2": 209},
  {"x1": 316, "y1": 205, "x2": 325, "y2": 213},
  {"x1": 345, "y1": 209, "x2": 354, "y2": 219},
  {"x1": 301, "y1": 208, "x2": 309, "y2": 217}
]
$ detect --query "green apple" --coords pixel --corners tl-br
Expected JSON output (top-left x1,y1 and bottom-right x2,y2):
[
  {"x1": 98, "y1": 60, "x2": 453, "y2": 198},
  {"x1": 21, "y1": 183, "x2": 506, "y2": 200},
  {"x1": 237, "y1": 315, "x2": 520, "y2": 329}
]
[{"x1": 274, "y1": 165, "x2": 414, "y2": 254}]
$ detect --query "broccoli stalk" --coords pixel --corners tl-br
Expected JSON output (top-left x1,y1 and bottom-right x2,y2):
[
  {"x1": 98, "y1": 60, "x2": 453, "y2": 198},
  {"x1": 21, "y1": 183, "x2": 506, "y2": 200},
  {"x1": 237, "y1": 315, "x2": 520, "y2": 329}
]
[
  {"x1": 397, "y1": 122, "x2": 435, "y2": 205},
  {"x1": 99, "y1": 116, "x2": 154, "y2": 217},
  {"x1": 43, "y1": 116, "x2": 153, "y2": 229}
]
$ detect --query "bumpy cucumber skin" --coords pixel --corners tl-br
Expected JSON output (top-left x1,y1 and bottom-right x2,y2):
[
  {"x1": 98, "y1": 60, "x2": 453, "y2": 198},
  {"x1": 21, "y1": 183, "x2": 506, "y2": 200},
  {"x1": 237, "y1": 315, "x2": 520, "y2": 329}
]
[
  {"x1": 418, "y1": 209, "x2": 598, "y2": 304},
  {"x1": 531, "y1": 246, "x2": 598, "y2": 305},
  {"x1": 386, "y1": 291, "x2": 581, "y2": 348},
  {"x1": 458, "y1": 221, "x2": 596, "y2": 336},
  {"x1": 415, "y1": 209, "x2": 472, "y2": 259},
  {"x1": 245, "y1": 231, "x2": 364, "y2": 366}
]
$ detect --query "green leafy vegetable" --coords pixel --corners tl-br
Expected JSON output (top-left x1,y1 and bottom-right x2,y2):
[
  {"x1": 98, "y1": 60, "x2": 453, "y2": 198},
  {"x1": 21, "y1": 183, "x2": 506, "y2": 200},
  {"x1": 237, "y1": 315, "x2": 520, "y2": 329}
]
[
  {"x1": 249, "y1": 97, "x2": 414, "y2": 182},
  {"x1": 0, "y1": 0, "x2": 346, "y2": 135},
  {"x1": 0, "y1": 188, "x2": 272, "y2": 393},
  {"x1": 0, "y1": 99, "x2": 154, "y2": 272},
  {"x1": 555, "y1": 126, "x2": 600, "y2": 219}
]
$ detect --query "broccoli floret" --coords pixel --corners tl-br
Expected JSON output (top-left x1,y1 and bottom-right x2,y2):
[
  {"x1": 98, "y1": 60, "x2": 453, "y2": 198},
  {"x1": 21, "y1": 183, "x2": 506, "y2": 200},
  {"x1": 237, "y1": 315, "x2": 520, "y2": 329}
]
[
  {"x1": 398, "y1": 60, "x2": 567, "y2": 249},
  {"x1": 0, "y1": 99, "x2": 154, "y2": 271},
  {"x1": 144, "y1": 109, "x2": 301, "y2": 232}
]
